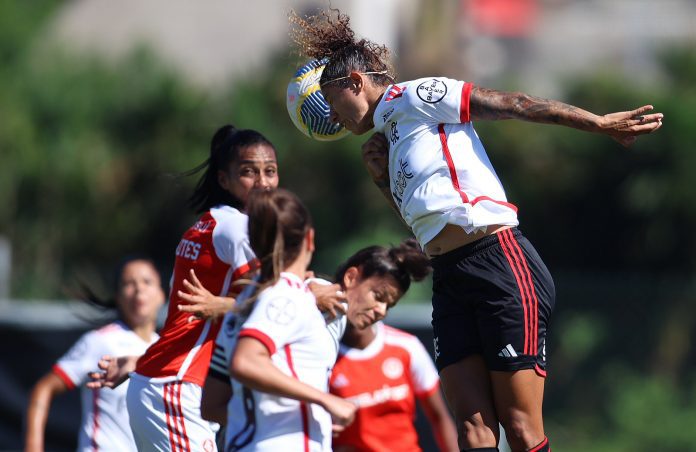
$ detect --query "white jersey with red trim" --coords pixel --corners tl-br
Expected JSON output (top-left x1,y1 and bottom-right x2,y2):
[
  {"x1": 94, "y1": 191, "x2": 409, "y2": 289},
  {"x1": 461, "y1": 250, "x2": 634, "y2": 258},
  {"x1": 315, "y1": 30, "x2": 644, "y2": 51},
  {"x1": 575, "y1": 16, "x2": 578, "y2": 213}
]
[
  {"x1": 53, "y1": 321, "x2": 158, "y2": 452},
  {"x1": 372, "y1": 77, "x2": 519, "y2": 247},
  {"x1": 135, "y1": 204, "x2": 257, "y2": 386},
  {"x1": 329, "y1": 323, "x2": 439, "y2": 452},
  {"x1": 222, "y1": 273, "x2": 338, "y2": 452},
  {"x1": 209, "y1": 278, "x2": 346, "y2": 383}
]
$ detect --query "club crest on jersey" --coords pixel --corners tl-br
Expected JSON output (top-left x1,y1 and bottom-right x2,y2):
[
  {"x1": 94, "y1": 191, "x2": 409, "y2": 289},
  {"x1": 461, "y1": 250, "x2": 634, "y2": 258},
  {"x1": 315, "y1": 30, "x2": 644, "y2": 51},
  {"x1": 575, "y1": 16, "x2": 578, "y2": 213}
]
[
  {"x1": 332, "y1": 373, "x2": 350, "y2": 388},
  {"x1": 417, "y1": 79, "x2": 447, "y2": 103},
  {"x1": 265, "y1": 298, "x2": 297, "y2": 325},
  {"x1": 382, "y1": 357, "x2": 404, "y2": 379}
]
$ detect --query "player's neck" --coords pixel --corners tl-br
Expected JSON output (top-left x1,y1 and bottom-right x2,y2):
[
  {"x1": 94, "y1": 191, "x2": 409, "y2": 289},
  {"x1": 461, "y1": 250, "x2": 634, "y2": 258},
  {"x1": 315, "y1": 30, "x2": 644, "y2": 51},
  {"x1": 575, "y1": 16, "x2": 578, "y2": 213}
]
[
  {"x1": 130, "y1": 322, "x2": 156, "y2": 342},
  {"x1": 342, "y1": 323, "x2": 376, "y2": 349}
]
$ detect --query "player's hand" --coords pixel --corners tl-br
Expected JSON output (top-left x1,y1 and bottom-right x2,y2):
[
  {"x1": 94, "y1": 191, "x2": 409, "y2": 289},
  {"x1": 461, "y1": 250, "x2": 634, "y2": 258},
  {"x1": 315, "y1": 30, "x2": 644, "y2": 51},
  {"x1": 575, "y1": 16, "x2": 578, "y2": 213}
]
[
  {"x1": 321, "y1": 394, "x2": 356, "y2": 431},
  {"x1": 178, "y1": 269, "x2": 235, "y2": 320},
  {"x1": 309, "y1": 281, "x2": 346, "y2": 320},
  {"x1": 86, "y1": 355, "x2": 133, "y2": 389},
  {"x1": 598, "y1": 105, "x2": 663, "y2": 147},
  {"x1": 361, "y1": 132, "x2": 390, "y2": 185}
]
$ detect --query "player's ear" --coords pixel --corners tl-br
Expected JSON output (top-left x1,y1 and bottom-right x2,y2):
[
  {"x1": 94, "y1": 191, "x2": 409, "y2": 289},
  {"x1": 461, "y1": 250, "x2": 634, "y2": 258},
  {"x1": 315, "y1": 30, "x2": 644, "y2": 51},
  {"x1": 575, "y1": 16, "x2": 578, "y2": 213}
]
[
  {"x1": 349, "y1": 71, "x2": 364, "y2": 91},
  {"x1": 217, "y1": 170, "x2": 230, "y2": 191},
  {"x1": 342, "y1": 266, "x2": 359, "y2": 289},
  {"x1": 305, "y1": 228, "x2": 315, "y2": 253}
]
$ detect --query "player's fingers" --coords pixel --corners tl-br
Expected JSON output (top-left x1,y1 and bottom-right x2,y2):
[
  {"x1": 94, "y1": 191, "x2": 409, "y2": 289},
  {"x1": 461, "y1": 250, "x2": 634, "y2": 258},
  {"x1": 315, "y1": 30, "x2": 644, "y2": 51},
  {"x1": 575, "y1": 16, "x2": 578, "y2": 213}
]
[
  {"x1": 333, "y1": 300, "x2": 346, "y2": 314},
  {"x1": 177, "y1": 289, "x2": 193, "y2": 301},
  {"x1": 634, "y1": 113, "x2": 664, "y2": 124},
  {"x1": 182, "y1": 279, "x2": 196, "y2": 292},
  {"x1": 630, "y1": 105, "x2": 654, "y2": 116},
  {"x1": 189, "y1": 269, "x2": 204, "y2": 288},
  {"x1": 332, "y1": 424, "x2": 346, "y2": 433}
]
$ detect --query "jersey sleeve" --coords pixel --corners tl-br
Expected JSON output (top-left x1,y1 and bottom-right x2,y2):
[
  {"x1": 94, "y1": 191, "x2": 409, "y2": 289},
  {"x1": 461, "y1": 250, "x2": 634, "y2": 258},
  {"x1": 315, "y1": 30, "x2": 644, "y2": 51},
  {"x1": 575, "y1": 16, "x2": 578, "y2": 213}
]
[
  {"x1": 407, "y1": 337, "x2": 440, "y2": 397},
  {"x1": 53, "y1": 330, "x2": 103, "y2": 389},
  {"x1": 238, "y1": 292, "x2": 308, "y2": 355},
  {"x1": 212, "y1": 210, "x2": 258, "y2": 281},
  {"x1": 406, "y1": 77, "x2": 473, "y2": 124}
]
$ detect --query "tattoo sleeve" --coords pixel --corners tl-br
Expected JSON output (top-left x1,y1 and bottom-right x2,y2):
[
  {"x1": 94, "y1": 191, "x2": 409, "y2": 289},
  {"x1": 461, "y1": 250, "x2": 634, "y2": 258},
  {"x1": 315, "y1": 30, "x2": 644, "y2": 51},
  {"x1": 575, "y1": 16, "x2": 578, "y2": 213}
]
[{"x1": 469, "y1": 86, "x2": 601, "y2": 132}]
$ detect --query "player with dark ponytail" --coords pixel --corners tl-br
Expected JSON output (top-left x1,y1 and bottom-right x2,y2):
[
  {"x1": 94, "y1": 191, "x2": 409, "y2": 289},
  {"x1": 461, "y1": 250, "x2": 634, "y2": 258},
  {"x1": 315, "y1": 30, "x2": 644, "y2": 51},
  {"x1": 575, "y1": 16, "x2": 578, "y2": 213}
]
[
  {"x1": 290, "y1": 9, "x2": 664, "y2": 452},
  {"x1": 126, "y1": 124, "x2": 279, "y2": 451},
  {"x1": 329, "y1": 240, "x2": 458, "y2": 452}
]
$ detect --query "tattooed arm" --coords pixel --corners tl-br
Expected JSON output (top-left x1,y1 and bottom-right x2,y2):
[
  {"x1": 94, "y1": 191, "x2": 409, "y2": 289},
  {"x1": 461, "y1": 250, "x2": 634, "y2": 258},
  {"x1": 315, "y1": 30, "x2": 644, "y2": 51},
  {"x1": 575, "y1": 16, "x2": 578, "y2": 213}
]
[{"x1": 469, "y1": 87, "x2": 663, "y2": 147}]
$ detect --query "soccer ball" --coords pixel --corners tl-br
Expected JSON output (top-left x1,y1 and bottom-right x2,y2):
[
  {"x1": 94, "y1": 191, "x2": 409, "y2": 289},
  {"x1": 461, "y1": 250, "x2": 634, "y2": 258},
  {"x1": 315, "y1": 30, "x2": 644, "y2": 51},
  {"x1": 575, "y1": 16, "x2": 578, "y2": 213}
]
[{"x1": 286, "y1": 59, "x2": 351, "y2": 141}]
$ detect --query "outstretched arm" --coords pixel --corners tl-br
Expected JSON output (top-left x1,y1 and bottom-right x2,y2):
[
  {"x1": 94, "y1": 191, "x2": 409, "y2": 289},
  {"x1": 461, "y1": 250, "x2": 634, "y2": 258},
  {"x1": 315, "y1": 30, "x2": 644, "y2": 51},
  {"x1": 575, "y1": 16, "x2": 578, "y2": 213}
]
[
  {"x1": 25, "y1": 373, "x2": 70, "y2": 452},
  {"x1": 469, "y1": 87, "x2": 663, "y2": 146}
]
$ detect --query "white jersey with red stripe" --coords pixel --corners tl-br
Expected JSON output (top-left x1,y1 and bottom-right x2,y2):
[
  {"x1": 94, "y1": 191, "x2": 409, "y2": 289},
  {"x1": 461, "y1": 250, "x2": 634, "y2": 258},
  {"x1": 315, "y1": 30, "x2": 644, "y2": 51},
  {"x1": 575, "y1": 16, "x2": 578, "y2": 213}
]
[
  {"x1": 222, "y1": 273, "x2": 339, "y2": 452},
  {"x1": 52, "y1": 321, "x2": 158, "y2": 452},
  {"x1": 372, "y1": 77, "x2": 519, "y2": 247},
  {"x1": 329, "y1": 323, "x2": 439, "y2": 452},
  {"x1": 135, "y1": 204, "x2": 257, "y2": 386}
]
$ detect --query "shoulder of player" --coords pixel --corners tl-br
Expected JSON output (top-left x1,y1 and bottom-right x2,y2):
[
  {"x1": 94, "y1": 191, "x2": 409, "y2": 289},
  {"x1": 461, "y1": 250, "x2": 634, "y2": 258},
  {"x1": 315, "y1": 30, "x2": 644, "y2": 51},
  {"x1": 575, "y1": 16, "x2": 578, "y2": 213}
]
[
  {"x1": 403, "y1": 76, "x2": 461, "y2": 101},
  {"x1": 257, "y1": 278, "x2": 311, "y2": 304},
  {"x1": 93, "y1": 321, "x2": 127, "y2": 337},
  {"x1": 383, "y1": 325, "x2": 422, "y2": 350},
  {"x1": 209, "y1": 205, "x2": 248, "y2": 231}
]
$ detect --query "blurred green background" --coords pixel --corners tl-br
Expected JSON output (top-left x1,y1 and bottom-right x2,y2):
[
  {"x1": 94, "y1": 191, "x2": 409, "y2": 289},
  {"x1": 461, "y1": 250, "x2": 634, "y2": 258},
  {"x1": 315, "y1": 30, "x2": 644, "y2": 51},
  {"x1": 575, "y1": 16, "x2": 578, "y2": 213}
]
[{"x1": 1, "y1": 1, "x2": 695, "y2": 450}]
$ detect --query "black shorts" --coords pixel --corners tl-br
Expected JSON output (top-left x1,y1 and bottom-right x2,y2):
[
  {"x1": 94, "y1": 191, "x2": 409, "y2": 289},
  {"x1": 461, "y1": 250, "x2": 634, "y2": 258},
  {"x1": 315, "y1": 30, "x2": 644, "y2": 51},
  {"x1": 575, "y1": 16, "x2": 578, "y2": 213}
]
[{"x1": 431, "y1": 228, "x2": 555, "y2": 376}]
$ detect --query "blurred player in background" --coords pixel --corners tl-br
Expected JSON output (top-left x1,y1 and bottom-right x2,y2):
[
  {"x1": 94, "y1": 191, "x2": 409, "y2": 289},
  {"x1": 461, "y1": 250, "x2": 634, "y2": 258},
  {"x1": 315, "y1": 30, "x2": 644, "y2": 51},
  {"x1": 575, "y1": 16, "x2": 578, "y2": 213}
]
[
  {"x1": 290, "y1": 9, "x2": 663, "y2": 452},
  {"x1": 25, "y1": 256, "x2": 164, "y2": 452}
]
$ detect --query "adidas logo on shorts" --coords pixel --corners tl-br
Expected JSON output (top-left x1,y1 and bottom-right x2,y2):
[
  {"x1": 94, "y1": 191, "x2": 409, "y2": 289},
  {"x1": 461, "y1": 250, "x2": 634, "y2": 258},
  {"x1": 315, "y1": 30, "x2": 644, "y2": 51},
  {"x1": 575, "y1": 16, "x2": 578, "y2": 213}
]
[{"x1": 498, "y1": 344, "x2": 518, "y2": 358}]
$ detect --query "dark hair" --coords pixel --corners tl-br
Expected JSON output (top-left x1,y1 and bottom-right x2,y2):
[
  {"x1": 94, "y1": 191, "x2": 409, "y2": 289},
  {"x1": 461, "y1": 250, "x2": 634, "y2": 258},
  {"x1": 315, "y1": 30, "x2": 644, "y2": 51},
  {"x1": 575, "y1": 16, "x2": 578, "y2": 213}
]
[
  {"x1": 289, "y1": 9, "x2": 395, "y2": 89},
  {"x1": 334, "y1": 238, "x2": 431, "y2": 294},
  {"x1": 185, "y1": 125, "x2": 276, "y2": 213},
  {"x1": 247, "y1": 188, "x2": 313, "y2": 286},
  {"x1": 78, "y1": 255, "x2": 160, "y2": 312}
]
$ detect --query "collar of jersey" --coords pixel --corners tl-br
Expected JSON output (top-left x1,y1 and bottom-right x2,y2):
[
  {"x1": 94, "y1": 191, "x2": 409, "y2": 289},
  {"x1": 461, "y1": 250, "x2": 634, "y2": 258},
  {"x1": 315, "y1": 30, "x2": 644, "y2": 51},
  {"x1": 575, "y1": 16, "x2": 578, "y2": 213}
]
[
  {"x1": 280, "y1": 271, "x2": 305, "y2": 286},
  {"x1": 339, "y1": 322, "x2": 385, "y2": 360}
]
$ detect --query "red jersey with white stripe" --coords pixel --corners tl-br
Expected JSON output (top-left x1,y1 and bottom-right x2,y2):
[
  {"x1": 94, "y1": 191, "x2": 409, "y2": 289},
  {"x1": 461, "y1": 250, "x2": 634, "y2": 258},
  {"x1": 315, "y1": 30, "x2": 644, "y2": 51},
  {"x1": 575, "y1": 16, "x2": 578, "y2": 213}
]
[
  {"x1": 53, "y1": 321, "x2": 158, "y2": 452},
  {"x1": 223, "y1": 273, "x2": 337, "y2": 452},
  {"x1": 329, "y1": 323, "x2": 440, "y2": 452},
  {"x1": 135, "y1": 205, "x2": 257, "y2": 386},
  {"x1": 372, "y1": 77, "x2": 519, "y2": 247}
]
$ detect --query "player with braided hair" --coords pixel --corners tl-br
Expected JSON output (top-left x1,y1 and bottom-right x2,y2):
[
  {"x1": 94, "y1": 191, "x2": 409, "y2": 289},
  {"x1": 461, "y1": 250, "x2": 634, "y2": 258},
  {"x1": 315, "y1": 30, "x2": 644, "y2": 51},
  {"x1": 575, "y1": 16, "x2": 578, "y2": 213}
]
[{"x1": 290, "y1": 9, "x2": 663, "y2": 452}]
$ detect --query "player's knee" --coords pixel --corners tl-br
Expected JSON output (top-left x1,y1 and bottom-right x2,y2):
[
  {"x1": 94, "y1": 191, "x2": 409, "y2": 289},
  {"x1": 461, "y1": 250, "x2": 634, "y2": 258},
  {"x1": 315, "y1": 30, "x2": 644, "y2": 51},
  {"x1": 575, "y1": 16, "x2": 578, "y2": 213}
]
[{"x1": 498, "y1": 410, "x2": 542, "y2": 450}]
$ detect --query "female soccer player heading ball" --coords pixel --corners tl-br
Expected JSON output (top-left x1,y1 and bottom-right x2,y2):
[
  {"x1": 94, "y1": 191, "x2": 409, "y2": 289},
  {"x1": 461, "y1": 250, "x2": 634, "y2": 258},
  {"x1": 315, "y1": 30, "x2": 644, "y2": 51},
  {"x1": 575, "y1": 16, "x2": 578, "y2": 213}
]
[{"x1": 290, "y1": 9, "x2": 663, "y2": 452}]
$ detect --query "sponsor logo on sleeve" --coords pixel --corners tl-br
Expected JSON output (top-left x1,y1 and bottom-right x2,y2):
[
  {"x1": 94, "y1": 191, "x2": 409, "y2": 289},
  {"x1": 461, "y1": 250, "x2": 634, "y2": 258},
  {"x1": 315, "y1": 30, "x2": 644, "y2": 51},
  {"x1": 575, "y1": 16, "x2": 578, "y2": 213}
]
[
  {"x1": 389, "y1": 121, "x2": 400, "y2": 145},
  {"x1": 382, "y1": 107, "x2": 395, "y2": 123},
  {"x1": 417, "y1": 79, "x2": 447, "y2": 103},
  {"x1": 392, "y1": 158, "x2": 413, "y2": 209}
]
